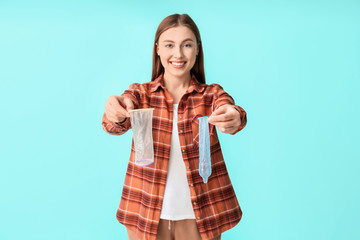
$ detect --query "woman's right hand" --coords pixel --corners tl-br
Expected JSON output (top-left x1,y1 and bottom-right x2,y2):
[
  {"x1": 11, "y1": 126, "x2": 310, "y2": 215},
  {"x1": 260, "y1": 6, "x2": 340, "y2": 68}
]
[{"x1": 104, "y1": 96, "x2": 134, "y2": 123}]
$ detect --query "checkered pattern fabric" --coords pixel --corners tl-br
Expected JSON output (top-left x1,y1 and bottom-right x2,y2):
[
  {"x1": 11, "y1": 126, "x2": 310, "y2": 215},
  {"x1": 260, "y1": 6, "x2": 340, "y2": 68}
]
[{"x1": 101, "y1": 73, "x2": 247, "y2": 240}]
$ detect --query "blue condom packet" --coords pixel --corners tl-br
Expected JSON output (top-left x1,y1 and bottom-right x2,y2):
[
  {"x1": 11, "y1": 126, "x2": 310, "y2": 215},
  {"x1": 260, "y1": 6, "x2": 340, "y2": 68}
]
[{"x1": 198, "y1": 116, "x2": 211, "y2": 183}]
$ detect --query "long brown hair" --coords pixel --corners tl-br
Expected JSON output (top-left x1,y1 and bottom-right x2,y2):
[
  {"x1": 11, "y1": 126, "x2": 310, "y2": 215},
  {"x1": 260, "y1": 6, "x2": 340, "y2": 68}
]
[{"x1": 151, "y1": 14, "x2": 205, "y2": 84}]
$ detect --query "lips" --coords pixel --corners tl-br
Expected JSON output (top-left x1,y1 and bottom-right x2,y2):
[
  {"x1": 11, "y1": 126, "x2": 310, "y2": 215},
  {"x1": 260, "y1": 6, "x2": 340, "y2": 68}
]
[{"x1": 170, "y1": 61, "x2": 186, "y2": 68}]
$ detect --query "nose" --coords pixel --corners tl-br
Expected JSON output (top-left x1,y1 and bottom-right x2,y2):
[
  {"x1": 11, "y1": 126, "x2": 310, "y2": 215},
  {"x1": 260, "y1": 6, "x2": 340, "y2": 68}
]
[{"x1": 173, "y1": 45, "x2": 183, "y2": 58}]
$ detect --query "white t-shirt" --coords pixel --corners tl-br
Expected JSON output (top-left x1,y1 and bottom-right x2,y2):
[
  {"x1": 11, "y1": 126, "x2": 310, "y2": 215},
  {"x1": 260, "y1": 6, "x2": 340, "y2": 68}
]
[{"x1": 160, "y1": 104, "x2": 196, "y2": 220}]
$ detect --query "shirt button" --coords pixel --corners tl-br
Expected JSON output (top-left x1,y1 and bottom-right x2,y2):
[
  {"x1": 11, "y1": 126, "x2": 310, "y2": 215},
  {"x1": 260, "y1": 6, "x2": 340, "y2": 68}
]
[
  {"x1": 193, "y1": 202, "x2": 197, "y2": 205},
  {"x1": 182, "y1": 149, "x2": 185, "y2": 153},
  {"x1": 179, "y1": 116, "x2": 182, "y2": 119},
  {"x1": 197, "y1": 217, "x2": 200, "y2": 220},
  {"x1": 190, "y1": 184, "x2": 193, "y2": 187},
  {"x1": 180, "y1": 130, "x2": 183, "y2": 133},
  {"x1": 187, "y1": 166, "x2": 190, "y2": 169}
]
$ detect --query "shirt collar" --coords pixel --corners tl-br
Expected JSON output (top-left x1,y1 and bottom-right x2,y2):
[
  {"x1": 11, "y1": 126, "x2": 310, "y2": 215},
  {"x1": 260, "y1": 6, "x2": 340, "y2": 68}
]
[{"x1": 150, "y1": 72, "x2": 205, "y2": 93}]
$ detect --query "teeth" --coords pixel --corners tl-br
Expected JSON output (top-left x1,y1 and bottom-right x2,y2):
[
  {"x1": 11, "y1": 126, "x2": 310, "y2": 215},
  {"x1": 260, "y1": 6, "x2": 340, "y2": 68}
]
[{"x1": 171, "y1": 62, "x2": 185, "y2": 66}]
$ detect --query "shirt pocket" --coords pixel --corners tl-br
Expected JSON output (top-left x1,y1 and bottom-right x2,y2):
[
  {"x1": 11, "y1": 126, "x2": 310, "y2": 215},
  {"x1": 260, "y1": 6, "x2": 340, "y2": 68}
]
[{"x1": 191, "y1": 114, "x2": 218, "y2": 151}]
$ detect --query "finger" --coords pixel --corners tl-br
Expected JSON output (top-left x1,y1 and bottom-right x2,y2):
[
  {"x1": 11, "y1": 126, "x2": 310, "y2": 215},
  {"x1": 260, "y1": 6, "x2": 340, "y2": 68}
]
[
  {"x1": 104, "y1": 101, "x2": 117, "y2": 117},
  {"x1": 104, "y1": 112, "x2": 120, "y2": 123},
  {"x1": 106, "y1": 97, "x2": 128, "y2": 119},
  {"x1": 121, "y1": 97, "x2": 134, "y2": 116},
  {"x1": 216, "y1": 121, "x2": 237, "y2": 130},
  {"x1": 218, "y1": 125, "x2": 238, "y2": 135},
  {"x1": 104, "y1": 103, "x2": 116, "y2": 116},
  {"x1": 110, "y1": 102, "x2": 128, "y2": 119},
  {"x1": 209, "y1": 113, "x2": 234, "y2": 123},
  {"x1": 227, "y1": 126, "x2": 239, "y2": 135},
  {"x1": 114, "y1": 96, "x2": 133, "y2": 117},
  {"x1": 108, "y1": 96, "x2": 124, "y2": 111},
  {"x1": 105, "y1": 105, "x2": 127, "y2": 122},
  {"x1": 211, "y1": 105, "x2": 228, "y2": 116},
  {"x1": 217, "y1": 126, "x2": 227, "y2": 133},
  {"x1": 209, "y1": 105, "x2": 235, "y2": 122}
]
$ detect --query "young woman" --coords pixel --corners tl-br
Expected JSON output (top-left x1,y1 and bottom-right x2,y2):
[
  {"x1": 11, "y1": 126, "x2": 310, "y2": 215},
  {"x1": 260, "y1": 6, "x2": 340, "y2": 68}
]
[{"x1": 102, "y1": 13, "x2": 247, "y2": 240}]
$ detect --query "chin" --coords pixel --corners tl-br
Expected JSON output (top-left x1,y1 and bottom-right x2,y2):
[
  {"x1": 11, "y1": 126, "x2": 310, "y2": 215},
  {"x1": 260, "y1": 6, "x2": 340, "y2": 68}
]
[{"x1": 167, "y1": 68, "x2": 191, "y2": 77}]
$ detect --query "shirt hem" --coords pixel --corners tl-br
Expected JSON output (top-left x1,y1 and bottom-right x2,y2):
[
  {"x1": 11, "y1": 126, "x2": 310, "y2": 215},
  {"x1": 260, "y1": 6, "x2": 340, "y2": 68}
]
[{"x1": 160, "y1": 215, "x2": 196, "y2": 221}]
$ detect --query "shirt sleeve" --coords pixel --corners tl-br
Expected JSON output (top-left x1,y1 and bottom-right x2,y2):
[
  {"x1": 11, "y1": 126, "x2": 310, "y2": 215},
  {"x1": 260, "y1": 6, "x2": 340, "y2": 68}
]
[
  {"x1": 212, "y1": 84, "x2": 247, "y2": 134},
  {"x1": 101, "y1": 83, "x2": 141, "y2": 135},
  {"x1": 101, "y1": 112, "x2": 131, "y2": 135}
]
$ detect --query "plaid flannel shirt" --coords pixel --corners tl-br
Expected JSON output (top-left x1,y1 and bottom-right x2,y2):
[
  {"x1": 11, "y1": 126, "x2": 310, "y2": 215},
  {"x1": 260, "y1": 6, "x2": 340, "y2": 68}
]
[{"x1": 101, "y1": 73, "x2": 247, "y2": 240}]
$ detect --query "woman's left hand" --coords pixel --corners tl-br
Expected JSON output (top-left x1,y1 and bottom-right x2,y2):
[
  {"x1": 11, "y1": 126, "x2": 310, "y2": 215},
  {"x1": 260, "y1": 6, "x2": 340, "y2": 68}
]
[{"x1": 208, "y1": 104, "x2": 241, "y2": 135}]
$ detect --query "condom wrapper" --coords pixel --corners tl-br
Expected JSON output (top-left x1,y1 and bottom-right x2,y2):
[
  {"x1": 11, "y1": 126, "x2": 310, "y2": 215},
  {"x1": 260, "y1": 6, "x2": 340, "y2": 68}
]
[
  {"x1": 198, "y1": 116, "x2": 212, "y2": 183},
  {"x1": 129, "y1": 108, "x2": 155, "y2": 166}
]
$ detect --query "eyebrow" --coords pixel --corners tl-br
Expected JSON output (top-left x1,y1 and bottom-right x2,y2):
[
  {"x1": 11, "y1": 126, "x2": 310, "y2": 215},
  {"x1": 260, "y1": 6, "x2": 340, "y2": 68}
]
[{"x1": 162, "y1": 38, "x2": 195, "y2": 43}]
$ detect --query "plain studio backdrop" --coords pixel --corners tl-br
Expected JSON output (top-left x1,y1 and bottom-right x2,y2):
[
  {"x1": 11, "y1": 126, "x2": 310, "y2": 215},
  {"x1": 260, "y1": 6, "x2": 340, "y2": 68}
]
[{"x1": 0, "y1": 0, "x2": 359, "y2": 239}]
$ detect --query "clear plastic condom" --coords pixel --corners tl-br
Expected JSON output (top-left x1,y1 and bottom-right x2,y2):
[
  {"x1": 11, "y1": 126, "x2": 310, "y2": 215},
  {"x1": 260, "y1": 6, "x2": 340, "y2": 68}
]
[
  {"x1": 198, "y1": 116, "x2": 212, "y2": 183},
  {"x1": 128, "y1": 108, "x2": 155, "y2": 167}
]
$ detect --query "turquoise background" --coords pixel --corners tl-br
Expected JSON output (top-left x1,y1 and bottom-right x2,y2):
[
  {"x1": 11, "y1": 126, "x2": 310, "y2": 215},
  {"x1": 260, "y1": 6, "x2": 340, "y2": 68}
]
[{"x1": 1, "y1": 0, "x2": 359, "y2": 239}]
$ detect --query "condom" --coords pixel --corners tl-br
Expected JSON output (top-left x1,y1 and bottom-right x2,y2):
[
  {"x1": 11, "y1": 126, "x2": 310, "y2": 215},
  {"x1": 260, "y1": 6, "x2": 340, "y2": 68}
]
[
  {"x1": 129, "y1": 108, "x2": 155, "y2": 166},
  {"x1": 198, "y1": 116, "x2": 212, "y2": 183}
]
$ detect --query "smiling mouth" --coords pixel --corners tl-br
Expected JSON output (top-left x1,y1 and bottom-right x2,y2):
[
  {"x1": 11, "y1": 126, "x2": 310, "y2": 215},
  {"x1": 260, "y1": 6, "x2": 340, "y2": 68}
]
[{"x1": 170, "y1": 61, "x2": 186, "y2": 66}]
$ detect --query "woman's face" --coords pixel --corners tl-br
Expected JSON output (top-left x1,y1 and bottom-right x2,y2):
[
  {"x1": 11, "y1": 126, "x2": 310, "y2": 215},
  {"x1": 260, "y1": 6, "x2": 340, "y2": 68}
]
[{"x1": 156, "y1": 26, "x2": 199, "y2": 79}]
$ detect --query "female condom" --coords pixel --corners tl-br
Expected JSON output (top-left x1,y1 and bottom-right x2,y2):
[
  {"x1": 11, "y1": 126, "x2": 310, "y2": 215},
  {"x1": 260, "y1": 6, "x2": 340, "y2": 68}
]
[{"x1": 129, "y1": 108, "x2": 155, "y2": 166}]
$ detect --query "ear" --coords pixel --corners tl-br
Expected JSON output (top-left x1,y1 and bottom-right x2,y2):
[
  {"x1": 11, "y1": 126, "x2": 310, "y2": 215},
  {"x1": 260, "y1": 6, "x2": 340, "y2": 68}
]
[{"x1": 156, "y1": 43, "x2": 159, "y2": 55}]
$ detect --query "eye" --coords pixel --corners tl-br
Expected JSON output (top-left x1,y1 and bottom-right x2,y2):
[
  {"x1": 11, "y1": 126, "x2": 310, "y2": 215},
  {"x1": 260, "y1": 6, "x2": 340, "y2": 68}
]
[
  {"x1": 165, "y1": 44, "x2": 173, "y2": 48},
  {"x1": 184, "y1": 43, "x2": 192, "y2": 47}
]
